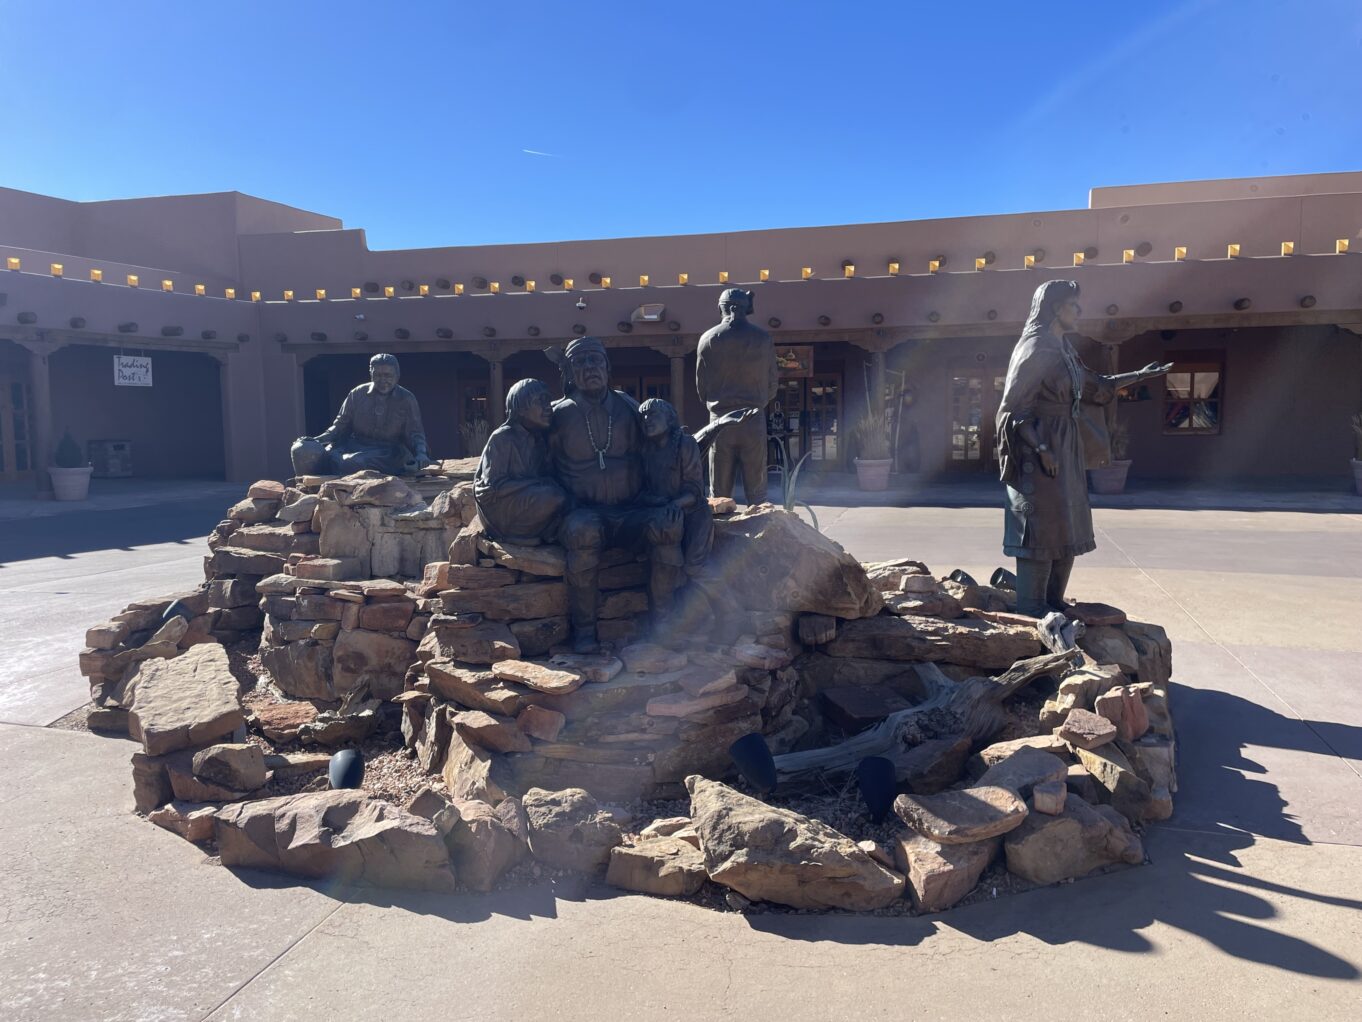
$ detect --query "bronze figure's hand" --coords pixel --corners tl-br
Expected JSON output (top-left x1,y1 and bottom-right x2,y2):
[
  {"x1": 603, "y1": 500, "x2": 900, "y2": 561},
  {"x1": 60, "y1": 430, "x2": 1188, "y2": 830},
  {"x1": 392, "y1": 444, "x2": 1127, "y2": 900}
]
[{"x1": 1038, "y1": 448, "x2": 1059, "y2": 477}]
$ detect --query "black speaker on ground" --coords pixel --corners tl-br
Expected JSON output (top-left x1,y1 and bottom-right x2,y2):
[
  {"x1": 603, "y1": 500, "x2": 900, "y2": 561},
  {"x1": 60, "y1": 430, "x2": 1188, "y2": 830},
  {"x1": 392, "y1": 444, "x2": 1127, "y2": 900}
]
[
  {"x1": 329, "y1": 749, "x2": 365, "y2": 789},
  {"x1": 855, "y1": 756, "x2": 897, "y2": 823},
  {"x1": 728, "y1": 732, "x2": 777, "y2": 795}
]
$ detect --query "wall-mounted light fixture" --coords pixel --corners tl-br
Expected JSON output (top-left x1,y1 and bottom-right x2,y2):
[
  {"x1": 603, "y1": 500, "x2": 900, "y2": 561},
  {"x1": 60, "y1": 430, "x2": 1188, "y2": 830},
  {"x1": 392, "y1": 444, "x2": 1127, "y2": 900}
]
[
  {"x1": 225, "y1": 288, "x2": 236, "y2": 299},
  {"x1": 1227, "y1": 244, "x2": 1241, "y2": 258},
  {"x1": 526, "y1": 280, "x2": 536, "y2": 292},
  {"x1": 162, "y1": 279, "x2": 174, "y2": 292},
  {"x1": 639, "y1": 274, "x2": 649, "y2": 287},
  {"x1": 315, "y1": 289, "x2": 326, "y2": 300},
  {"x1": 127, "y1": 274, "x2": 140, "y2": 287},
  {"x1": 50, "y1": 262, "x2": 63, "y2": 277},
  {"x1": 91, "y1": 268, "x2": 104, "y2": 282},
  {"x1": 1122, "y1": 249, "x2": 1135, "y2": 264},
  {"x1": 600, "y1": 276, "x2": 611, "y2": 288},
  {"x1": 1174, "y1": 246, "x2": 1187, "y2": 261},
  {"x1": 1281, "y1": 241, "x2": 1295, "y2": 256},
  {"x1": 419, "y1": 284, "x2": 430, "y2": 296},
  {"x1": 564, "y1": 278, "x2": 574, "y2": 290},
  {"x1": 974, "y1": 257, "x2": 986, "y2": 271},
  {"x1": 1072, "y1": 253, "x2": 1084, "y2": 266},
  {"x1": 1337, "y1": 239, "x2": 1351, "y2": 254},
  {"x1": 351, "y1": 287, "x2": 362, "y2": 299},
  {"x1": 678, "y1": 272, "x2": 688, "y2": 285},
  {"x1": 759, "y1": 269, "x2": 769, "y2": 282},
  {"x1": 718, "y1": 271, "x2": 729, "y2": 283},
  {"x1": 195, "y1": 283, "x2": 207, "y2": 295},
  {"x1": 928, "y1": 259, "x2": 941, "y2": 273},
  {"x1": 251, "y1": 290, "x2": 261, "y2": 302},
  {"x1": 454, "y1": 283, "x2": 465, "y2": 295},
  {"x1": 801, "y1": 266, "x2": 813, "y2": 279},
  {"x1": 6, "y1": 257, "x2": 20, "y2": 271},
  {"x1": 490, "y1": 281, "x2": 501, "y2": 293},
  {"x1": 888, "y1": 261, "x2": 900, "y2": 275},
  {"x1": 384, "y1": 285, "x2": 395, "y2": 298},
  {"x1": 283, "y1": 290, "x2": 295, "y2": 301},
  {"x1": 844, "y1": 264, "x2": 856, "y2": 278},
  {"x1": 1023, "y1": 254, "x2": 1036, "y2": 269}
]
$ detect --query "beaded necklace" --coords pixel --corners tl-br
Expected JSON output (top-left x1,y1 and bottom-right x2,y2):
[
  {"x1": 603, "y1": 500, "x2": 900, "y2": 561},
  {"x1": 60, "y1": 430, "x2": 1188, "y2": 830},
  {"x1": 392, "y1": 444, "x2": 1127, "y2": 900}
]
[{"x1": 583, "y1": 398, "x2": 613, "y2": 470}]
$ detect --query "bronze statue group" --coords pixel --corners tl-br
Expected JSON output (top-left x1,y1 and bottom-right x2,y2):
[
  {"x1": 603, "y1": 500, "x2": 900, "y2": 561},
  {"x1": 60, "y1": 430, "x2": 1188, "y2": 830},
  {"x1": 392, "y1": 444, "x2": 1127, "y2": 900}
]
[{"x1": 293, "y1": 281, "x2": 1170, "y2": 652}]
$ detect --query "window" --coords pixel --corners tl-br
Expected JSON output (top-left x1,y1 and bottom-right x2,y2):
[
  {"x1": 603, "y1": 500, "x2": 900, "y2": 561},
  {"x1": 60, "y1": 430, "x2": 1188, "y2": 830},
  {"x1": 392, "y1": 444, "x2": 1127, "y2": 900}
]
[{"x1": 1163, "y1": 357, "x2": 1222, "y2": 434}]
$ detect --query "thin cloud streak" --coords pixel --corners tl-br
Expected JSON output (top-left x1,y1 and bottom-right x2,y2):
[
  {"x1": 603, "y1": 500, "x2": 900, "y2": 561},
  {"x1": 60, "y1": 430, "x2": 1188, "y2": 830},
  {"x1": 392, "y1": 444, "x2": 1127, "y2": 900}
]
[{"x1": 522, "y1": 148, "x2": 563, "y2": 158}]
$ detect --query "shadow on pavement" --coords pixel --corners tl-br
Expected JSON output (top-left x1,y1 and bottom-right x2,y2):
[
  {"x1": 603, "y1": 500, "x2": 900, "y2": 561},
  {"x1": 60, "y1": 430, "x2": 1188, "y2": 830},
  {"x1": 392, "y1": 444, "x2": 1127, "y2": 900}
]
[{"x1": 0, "y1": 497, "x2": 228, "y2": 567}]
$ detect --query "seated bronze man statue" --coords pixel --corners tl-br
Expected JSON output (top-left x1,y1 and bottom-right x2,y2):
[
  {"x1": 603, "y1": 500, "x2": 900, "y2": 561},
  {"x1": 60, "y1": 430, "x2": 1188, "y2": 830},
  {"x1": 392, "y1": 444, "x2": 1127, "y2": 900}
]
[
  {"x1": 473, "y1": 379, "x2": 569, "y2": 545},
  {"x1": 548, "y1": 337, "x2": 685, "y2": 653},
  {"x1": 291, "y1": 353, "x2": 436, "y2": 477}
]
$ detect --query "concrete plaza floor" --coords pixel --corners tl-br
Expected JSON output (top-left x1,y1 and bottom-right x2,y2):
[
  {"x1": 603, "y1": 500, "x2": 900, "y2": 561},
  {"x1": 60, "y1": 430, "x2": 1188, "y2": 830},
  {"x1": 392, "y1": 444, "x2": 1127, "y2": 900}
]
[{"x1": 1, "y1": 490, "x2": 1359, "y2": 1020}]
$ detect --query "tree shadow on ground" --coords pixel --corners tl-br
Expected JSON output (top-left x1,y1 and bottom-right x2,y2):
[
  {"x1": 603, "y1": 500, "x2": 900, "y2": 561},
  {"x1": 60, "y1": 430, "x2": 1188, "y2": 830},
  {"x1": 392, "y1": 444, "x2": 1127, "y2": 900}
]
[{"x1": 741, "y1": 684, "x2": 1362, "y2": 980}]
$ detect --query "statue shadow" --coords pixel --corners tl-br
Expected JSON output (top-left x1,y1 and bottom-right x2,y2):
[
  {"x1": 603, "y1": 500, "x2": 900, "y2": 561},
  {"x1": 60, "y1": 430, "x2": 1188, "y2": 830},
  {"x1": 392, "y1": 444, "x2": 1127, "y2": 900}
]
[{"x1": 741, "y1": 683, "x2": 1362, "y2": 980}]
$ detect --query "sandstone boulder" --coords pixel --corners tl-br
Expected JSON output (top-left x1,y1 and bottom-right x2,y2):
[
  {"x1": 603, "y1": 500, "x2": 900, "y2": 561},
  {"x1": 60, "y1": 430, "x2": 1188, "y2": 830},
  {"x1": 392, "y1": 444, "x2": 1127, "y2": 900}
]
[
  {"x1": 862, "y1": 558, "x2": 931, "y2": 592},
  {"x1": 893, "y1": 785, "x2": 1027, "y2": 844},
  {"x1": 192, "y1": 743, "x2": 267, "y2": 791},
  {"x1": 332, "y1": 629, "x2": 417, "y2": 701},
  {"x1": 705, "y1": 508, "x2": 882, "y2": 620},
  {"x1": 607, "y1": 836, "x2": 707, "y2": 897},
  {"x1": 491, "y1": 659, "x2": 585, "y2": 695},
  {"x1": 892, "y1": 833, "x2": 998, "y2": 913},
  {"x1": 426, "y1": 661, "x2": 526, "y2": 716},
  {"x1": 1074, "y1": 743, "x2": 1153, "y2": 824},
  {"x1": 215, "y1": 790, "x2": 455, "y2": 891},
  {"x1": 259, "y1": 640, "x2": 335, "y2": 701},
  {"x1": 1058, "y1": 708, "x2": 1118, "y2": 750},
  {"x1": 1094, "y1": 685, "x2": 1151, "y2": 743},
  {"x1": 127, "y1": 645, "x2": 244, "y2": 756},
  {"x1": 148, "y1": 801, "x2": 218, "y2": 843},
  {"x1": 419, "y1": 616, "x2": 520, "y2": 665},
  {"x1": 1003, "y1": 795, "x2": 1144, "y2": 884},
  {"x1": 452, "y1": 710, "x2": 533, "y2": 753},
  {"x1": 686, "y1": 776, "x2": 904, "y2": 911},
  {"x1": 824, "y1": 614, "x2": 1041, "y2": 669},
  {"x1": 1124, "y1": 620, "x2": 1172, "y2": 687},
  {"x1": 1078, "y1": 625, "x2": 1140, "y2": 674},
  {"x1": 523, "y1": 787, "x2": 623, "y2": 873},
  {"x1": 620, "y1": 643, "x2": 688, "y2": 674},
  {"x1": 975, "y1": 747, "x2": 1069, "y2": 798}
]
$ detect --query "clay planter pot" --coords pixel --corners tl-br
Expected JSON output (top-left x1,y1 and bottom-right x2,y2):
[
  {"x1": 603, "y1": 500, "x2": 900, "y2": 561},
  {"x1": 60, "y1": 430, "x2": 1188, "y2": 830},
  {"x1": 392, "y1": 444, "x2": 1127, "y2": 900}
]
[
  {"x1": 1088, "y1": 459, "x2": 1132, "y2": 495},
  {"x1": 48, "y1": 465, "x2": 93, "y2": 501},
  {"x1": 854, "y1": 457, "x2": 893, "y2": 492},
  {"x1": 1352, "y1": 459, "x2": 1362, "y2": 496}
]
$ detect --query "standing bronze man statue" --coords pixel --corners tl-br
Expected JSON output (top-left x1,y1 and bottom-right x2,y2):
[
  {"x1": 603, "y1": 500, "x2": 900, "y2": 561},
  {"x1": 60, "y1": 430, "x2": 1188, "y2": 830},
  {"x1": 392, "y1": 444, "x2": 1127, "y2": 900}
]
[
  {"x1": 291, "y1": 354, "x2": 436, "y2": 476},
  {"x1": 996, "y1": 281, "x2": 1170, "y2": 616},
  {"x1": 696, "y1": 288, "x2": 778, "y2": 504}
]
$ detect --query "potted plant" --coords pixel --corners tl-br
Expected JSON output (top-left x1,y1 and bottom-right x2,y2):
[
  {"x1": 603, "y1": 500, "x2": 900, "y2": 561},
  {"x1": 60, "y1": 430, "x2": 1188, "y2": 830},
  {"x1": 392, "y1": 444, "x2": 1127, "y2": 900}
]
[
  {"x1": 852, "y1": 410, "x2": 893, "y2": 491},
  {"x1": 49, "y1": 430, "x2": 94, "y2": 501},
  {"x1": 1351, "y1": 412, "x2": 1362, "y2": 496},
  {"x1": 1089, "y1": 419, "x2": 1132, "y2": 495}
]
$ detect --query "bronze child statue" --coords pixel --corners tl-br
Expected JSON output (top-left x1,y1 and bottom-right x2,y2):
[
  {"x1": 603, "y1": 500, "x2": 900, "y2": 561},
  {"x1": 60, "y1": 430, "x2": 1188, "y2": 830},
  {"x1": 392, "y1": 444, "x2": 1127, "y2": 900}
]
[
  {"x1": 639, "y1": 398, "x2": 760, "y2": 573},
  {"x1": 473, "y1": 378, "x2": 569, "y2": 545}
]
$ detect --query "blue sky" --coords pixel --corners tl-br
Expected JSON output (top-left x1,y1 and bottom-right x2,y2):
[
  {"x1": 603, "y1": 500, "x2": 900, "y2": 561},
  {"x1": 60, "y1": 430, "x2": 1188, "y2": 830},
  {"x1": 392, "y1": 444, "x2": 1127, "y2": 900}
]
[{"x1": 3, "y1": 0, "x2": 1360, "y2": 249}]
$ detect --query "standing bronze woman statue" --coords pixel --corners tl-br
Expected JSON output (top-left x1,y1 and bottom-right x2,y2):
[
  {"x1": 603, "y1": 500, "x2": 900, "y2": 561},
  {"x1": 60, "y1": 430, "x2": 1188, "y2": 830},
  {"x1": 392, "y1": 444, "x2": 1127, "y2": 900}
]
[{"x1": 996, "y1": 280, "x2": 1170, "y2": 617}]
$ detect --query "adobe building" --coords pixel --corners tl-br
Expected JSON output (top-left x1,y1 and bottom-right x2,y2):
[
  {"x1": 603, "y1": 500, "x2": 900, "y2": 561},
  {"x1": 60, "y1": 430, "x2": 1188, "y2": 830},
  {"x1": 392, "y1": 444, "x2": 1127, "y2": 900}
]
[{"x1": 2, "y1": 170, "x2": 1360, "y2": 492}]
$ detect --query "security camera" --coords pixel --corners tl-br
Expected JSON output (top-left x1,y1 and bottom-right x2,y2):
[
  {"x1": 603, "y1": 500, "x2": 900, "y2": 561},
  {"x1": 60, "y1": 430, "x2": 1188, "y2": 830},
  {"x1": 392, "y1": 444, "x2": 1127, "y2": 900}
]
[{"x1": 574, "y1": 297, "x2": 587, "y2": 310}]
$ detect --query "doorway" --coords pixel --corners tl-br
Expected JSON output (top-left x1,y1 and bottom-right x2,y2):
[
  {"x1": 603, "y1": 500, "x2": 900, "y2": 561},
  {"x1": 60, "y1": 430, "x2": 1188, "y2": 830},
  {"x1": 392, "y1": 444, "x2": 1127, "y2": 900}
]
[
  {"x1": 614, "y1": 374, "x2": 670, "y2": 403},
  {"x1": 0, "y1": 374, "x2": 34, "y2": 481},
  {"x1": 947, "y1": 366, "x2": 1005, "y2": 470},
  {"x1": 776, "y1": 373, "x2": 843, "y2": 470}
]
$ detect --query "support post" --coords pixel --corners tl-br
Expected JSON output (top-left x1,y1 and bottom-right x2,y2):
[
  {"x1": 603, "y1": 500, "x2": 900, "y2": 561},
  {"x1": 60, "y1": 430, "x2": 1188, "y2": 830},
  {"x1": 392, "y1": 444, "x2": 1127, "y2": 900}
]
[
  {"x1": 22, "y1": 339, "x2": 56, "y2": 494},
  {"x1": 870, "y1": 349, "x2": 886, "y2": 417},
  {"x1": 488, "y1": 358, "x2": 505, "y2": 425},
  {"x1": 669, "y1": 355, "x2": 686, "y2": 417}
]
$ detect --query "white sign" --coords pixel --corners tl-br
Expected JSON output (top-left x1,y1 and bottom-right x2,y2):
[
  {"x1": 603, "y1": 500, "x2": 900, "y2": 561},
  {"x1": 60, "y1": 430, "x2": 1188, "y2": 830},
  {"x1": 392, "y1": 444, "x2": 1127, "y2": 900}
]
[{"x1": 114, "y1": 355, "x2": 153, "y2": 387}]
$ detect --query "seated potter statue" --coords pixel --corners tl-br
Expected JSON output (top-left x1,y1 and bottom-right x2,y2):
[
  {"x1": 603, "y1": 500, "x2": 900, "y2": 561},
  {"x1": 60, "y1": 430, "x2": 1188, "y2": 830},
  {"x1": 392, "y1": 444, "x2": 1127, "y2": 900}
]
[
  {"x1": 473, "y1": 379, "x2": 569, "y2": 545},
  {"x1": 639, "y1": 398, "x2": 758, "y2": 572},
  {"x1": 548, "y1": 337, "x2": 685, "y2": 653},
  {"x1": 291, "y1": 353, "x2": 436, "y2": 477}
]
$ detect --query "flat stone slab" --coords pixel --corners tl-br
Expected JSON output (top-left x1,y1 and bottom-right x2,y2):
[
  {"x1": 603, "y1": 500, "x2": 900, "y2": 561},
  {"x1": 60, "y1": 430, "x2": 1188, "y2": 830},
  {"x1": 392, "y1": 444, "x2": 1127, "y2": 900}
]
[
  {"x1": 491, "y1": 659, "x2": 585, "y2": 695},
  {"x1": 893, "y1": 785, "x2": 1028, "y2": 844},
  {"x1": 128, "y1": 645, "x2": 244, "y2": 756},
  {"x1": 892, "y1": 832, "x2": 999, "y2": 913},
  {"x1": 975, "y1": 747, "x2": 1070, "y2": 798},
  {"x1": 1059, "y1": 707, "x2": 1118, "y2": 749}
]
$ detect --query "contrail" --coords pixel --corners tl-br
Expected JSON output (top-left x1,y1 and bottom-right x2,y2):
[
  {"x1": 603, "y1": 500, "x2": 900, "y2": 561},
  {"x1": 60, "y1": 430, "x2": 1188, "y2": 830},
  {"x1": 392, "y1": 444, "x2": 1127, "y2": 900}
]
[{"x1": 521, "y1": 148, "x2": 562, "y2": 158}]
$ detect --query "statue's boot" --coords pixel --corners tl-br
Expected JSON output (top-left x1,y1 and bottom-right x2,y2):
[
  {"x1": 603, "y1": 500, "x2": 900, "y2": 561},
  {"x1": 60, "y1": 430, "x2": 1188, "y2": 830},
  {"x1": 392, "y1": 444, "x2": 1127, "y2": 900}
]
[
  {"x1": 645, "y1": 562, "x2": 686, "y2": 643},
  {"x1": 1046, "y1": 555, "x2": 1075, "y2": 612},
  {"x1": 1014, "y1": 557, "x2": 1052, "y2": 618},
  {"x1": 565, "y1": 568, "x2": 601, "y2": 654}
]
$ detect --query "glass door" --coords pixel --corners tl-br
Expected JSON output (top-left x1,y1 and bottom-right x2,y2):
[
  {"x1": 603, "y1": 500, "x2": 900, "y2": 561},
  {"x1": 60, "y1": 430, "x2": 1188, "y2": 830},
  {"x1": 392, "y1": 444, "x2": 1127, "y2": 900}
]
[
  {"x1": 947, "y1": 369, "x2": 1004, "y2": 470},
  {"x1": 0, "y1": 375, "x2": 34, "y2": 481},
  {"x1": 806, "y1": 374, "x2": 842, "y2": 469}
]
